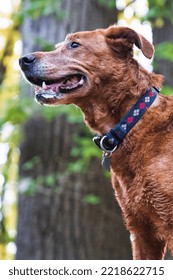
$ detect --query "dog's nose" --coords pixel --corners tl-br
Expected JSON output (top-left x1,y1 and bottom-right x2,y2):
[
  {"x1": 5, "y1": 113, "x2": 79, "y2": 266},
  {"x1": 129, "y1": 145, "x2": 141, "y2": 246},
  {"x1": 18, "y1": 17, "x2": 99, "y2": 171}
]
[{"x1": 19, "y1": 54, "x2": 36, "y2": 67}]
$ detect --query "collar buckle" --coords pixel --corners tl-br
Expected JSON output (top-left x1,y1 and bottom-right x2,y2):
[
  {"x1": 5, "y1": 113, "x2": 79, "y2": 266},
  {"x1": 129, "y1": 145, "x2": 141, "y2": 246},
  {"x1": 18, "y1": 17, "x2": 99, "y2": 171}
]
[
  {"x1": 93, "y1": 135, "x2": 118, "y2": 153},
  {"x1": 100, "y1": 136, "x2": 118, "y2": 153}
]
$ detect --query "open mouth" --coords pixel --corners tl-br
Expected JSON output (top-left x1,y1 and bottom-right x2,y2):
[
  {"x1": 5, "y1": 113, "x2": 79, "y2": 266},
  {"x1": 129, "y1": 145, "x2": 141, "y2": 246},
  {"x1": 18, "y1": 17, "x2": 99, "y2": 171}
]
[{"x1": 30, "y1": 74, "x2": 86, "y2": 104}]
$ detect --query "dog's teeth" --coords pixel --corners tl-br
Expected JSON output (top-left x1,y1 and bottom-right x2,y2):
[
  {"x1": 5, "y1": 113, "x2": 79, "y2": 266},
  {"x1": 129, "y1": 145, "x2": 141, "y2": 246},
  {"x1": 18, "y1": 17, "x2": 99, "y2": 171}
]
[{"x1": 42, "y1": 81, "x2": 46, "y2": 89}]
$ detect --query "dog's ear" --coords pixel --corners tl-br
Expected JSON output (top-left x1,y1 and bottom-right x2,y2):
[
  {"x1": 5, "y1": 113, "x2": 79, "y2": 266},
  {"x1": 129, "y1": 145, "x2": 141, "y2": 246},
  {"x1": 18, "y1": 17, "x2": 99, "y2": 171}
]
[{"x1": 105, "y1": 26, "x2": 154, "y2": 59}]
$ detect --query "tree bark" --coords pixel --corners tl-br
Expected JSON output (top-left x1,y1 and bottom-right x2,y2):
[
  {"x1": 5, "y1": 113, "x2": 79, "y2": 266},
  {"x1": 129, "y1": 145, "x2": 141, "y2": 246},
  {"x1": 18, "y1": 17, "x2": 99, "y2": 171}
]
[
  {"x1": 153, "y1": 18, "x2": 173, "y2": 86},
  {"x1": 16, "y1": 0, "x2": 131, "y2": 259},
  {"x1": 152, "y1": 3, "x2": 173, "y2": 259},
  {"x1": 153, "y1": 8, "x2": 173, "y2": 260}
]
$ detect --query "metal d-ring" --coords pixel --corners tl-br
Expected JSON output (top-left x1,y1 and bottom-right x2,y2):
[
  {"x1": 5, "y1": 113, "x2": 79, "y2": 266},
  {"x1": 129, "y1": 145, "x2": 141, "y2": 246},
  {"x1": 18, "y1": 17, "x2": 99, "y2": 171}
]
[{"x1": 100, "y1": 136, "x2": 118, "y2": 153}]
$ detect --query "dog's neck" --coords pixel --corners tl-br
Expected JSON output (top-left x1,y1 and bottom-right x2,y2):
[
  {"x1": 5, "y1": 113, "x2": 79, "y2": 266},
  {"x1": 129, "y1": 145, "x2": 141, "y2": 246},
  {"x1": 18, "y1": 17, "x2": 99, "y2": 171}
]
[
  {"x1": 74, "y1": 67, "x2": 163, "y2": 135},
  {"x1": 74, "y1": 87, "x2": 149, "y2": 135},
  {"x1": 80, "y1": 94, "x2": 138, "y2": 135}
]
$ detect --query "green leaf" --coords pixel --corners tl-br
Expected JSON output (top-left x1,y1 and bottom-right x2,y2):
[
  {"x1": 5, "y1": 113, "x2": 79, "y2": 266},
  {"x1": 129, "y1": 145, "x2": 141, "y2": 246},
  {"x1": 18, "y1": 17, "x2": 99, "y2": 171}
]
[
  {"x1": 45, "y1": 174, "x2": 56, "y2": 187},
  {"x1": 83, "y1": 194, "x2": 101, "y2": 205},
  {"x1": 68, "y1": 160, "x2": 87, "y2": 173},
  {"x1": 23, "y1": 156, "x2": 40, "y2": 171},
  {"x1": 155, "y1": 41, "x2": 173, "y2": 62},
  {"x1": 35, "y1": 38, "x2": 54, "y2": 51},
  {"x1": 161, "y1": 86, "x2": 173, "y2": 96}
]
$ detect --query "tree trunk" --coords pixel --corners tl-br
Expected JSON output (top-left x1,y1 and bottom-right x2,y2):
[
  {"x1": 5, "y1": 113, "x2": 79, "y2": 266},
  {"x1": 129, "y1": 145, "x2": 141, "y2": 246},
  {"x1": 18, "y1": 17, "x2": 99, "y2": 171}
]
[
  {"x1": 152, "y1": 3, "x2": 173, "y2": 259},
  {"x1": 16, "y1": 0, "x2": 132, "y2": 259},
  {"x1": 153, "y1": 18, "x2": 173, "y2": 86}
]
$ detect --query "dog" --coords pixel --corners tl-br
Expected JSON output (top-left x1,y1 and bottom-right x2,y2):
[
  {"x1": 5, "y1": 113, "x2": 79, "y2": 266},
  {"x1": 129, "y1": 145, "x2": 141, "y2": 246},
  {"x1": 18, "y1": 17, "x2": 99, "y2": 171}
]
[{"x1": 19, "y1": 25, "x2": 173, "y2": 260}]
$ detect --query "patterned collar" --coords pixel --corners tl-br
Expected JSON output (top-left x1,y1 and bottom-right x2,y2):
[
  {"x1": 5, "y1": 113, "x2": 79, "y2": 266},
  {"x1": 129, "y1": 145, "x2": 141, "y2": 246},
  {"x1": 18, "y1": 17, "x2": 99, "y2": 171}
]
[{"x1": 93, "y1": 87, "x2": 159, "y2": 170}]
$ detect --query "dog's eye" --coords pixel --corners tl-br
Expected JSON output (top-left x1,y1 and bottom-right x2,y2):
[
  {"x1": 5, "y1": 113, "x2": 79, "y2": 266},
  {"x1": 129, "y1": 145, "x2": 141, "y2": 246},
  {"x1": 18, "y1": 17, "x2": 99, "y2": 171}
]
[{"x1": 69, "y1": 42, "x2": 80, "y2": 49}]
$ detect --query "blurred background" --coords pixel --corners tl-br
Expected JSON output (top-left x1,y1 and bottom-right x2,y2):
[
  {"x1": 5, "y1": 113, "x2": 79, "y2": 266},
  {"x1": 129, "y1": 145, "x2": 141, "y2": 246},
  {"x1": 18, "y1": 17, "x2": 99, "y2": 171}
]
[{"x1": 0, "y1": 0, "x2": 173, "y2": 260}]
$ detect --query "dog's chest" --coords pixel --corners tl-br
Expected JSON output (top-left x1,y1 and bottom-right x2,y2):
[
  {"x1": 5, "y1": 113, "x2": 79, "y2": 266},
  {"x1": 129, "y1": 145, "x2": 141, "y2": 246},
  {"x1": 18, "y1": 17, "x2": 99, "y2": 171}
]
[{"x1": 113, "y1": 172, "x2": 172, "y2": 239}]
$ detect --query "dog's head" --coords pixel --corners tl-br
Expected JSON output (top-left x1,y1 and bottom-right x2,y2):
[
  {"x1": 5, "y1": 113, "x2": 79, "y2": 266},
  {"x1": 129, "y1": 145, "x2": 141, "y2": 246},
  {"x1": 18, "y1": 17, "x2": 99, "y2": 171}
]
[{"x1": 19, "y1": 26, "x2": 154, "y2": 106}]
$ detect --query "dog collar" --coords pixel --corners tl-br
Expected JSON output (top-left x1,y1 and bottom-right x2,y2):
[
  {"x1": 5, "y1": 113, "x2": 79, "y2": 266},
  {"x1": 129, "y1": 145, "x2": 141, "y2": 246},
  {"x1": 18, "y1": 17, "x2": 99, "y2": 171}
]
[{"x1": 93, "y1": 87, "x2": 159, "y2": 170}]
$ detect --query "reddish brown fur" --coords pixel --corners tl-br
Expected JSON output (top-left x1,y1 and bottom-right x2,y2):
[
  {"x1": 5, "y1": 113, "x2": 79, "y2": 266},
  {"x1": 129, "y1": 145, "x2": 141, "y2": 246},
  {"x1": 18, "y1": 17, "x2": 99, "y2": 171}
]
[{"x1": 19, "y1": 26, "x2": 173, "y2": 259}]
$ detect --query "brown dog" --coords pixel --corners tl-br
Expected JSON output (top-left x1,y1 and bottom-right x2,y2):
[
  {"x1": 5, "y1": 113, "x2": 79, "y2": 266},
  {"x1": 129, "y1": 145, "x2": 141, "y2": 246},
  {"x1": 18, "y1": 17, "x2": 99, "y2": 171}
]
[{"x1": 19, "y1": 25, "x2": 173, "y2": 260}]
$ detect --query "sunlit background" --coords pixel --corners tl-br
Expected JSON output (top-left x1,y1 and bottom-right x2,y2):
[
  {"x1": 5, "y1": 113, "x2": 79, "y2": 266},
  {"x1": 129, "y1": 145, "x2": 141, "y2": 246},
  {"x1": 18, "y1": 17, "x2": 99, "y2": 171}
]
[{"x1": 0, "y1": 0, "x2": 21, "y2": 259}]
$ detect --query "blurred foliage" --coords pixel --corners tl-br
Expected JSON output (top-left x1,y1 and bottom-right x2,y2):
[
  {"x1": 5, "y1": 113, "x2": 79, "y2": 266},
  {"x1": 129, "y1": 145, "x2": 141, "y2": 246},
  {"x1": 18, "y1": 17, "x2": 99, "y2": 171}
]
[
  {"x1": 19, "y1": 173, "x2": 60, "y2": 195},
  {"x1": 152, "y1": 41, "x2": 173, "y2": 75},
  {"x1": 35, "y1": 38, "x2": 54, "y2": 51},
  {"x1": 69, "y1": 130, "x2": 102, "y2": 173},
  {"x1": 0, "y1": 0, "x2": 21, "y2": 259},
  {"x1": 98, "y1": 0, "x2": 116, "y2": 9},
  {"x1": 161, "y1": 86, "x2": 173, "y2": 96},
  {"x1": 41, "y1": 104, "x2": 83, "y2": 123},
  {"x1": 155, "y1": 41, "x2": 173, "y2": 62},
  {"x1": 146, "y1": 0, "x2": 173, "y2": 26},
  {"x1": 15, "y1": 0, "x2": 65, "y2": 25},
  {"x1": 83, "y1": 194, "x2": 101, "y2": 205},
  {"x1": 147, "y1": 0, "x2": 173, "y2": 95}
]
